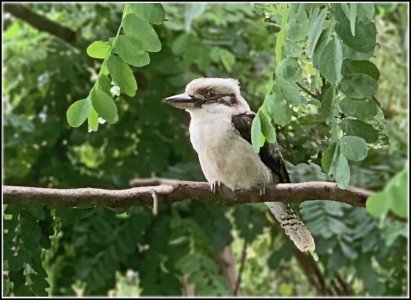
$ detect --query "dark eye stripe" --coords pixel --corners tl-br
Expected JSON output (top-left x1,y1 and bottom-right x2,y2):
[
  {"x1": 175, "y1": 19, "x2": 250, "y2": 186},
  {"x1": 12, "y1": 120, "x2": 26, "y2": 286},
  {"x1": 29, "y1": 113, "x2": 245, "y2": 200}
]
[{"x1": 206, "y1": 93, "x2": 237, "y2": 106}]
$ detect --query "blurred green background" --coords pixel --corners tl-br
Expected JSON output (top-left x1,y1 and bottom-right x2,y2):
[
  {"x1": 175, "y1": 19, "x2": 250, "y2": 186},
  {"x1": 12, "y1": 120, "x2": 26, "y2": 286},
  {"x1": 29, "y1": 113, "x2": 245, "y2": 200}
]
[{"x1": 3, "y1": 3, "x2": 408, "y2": 296}]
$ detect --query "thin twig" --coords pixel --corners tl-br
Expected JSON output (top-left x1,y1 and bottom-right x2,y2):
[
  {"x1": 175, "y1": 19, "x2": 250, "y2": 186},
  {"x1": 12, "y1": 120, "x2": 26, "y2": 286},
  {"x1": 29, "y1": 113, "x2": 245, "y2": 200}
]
[
  {"x1": 233, "y1": 241, "x2": 247, "y2": 296},
  {"x1": 296, "y1": 82, "x2": 320, "y2": 100}
]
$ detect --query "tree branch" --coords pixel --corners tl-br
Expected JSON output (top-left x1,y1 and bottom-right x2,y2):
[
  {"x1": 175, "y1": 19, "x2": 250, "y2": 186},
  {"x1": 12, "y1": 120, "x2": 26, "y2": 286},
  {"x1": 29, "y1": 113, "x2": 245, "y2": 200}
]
[
  {"x1": 3, "y1": 181, "x2": 372, "y2": 208},
  {"x1": 4, "y1": 4, "x2": 77, "y2": 46}
]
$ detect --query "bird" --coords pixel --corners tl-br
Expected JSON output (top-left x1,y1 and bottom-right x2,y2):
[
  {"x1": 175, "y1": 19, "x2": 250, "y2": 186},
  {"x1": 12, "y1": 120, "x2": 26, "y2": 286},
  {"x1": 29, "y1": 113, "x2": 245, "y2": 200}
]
[{"x1": 165, "y1": 77, "x2": 315, "y2": 252}]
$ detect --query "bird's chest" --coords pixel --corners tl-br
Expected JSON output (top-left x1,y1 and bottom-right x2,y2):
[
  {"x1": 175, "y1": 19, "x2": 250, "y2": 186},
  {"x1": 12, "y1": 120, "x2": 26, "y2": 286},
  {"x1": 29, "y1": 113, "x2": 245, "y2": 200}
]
[
  {"x1": 189, "y1": 119, "x2": 234, "y2": 167},
  {"x1": 189, "y1": 118, "x2": 272, "y2": 190}
]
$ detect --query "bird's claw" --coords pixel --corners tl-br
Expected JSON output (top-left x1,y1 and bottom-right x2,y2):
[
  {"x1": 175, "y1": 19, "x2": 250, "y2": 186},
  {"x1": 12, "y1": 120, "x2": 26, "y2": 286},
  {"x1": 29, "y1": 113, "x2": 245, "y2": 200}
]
[
  {"x1": 210, "y1": 180, "x2": 221, "y2": 194},
  {"x1": 259, "y1": 185, "x2": 266, "y2": 196}
]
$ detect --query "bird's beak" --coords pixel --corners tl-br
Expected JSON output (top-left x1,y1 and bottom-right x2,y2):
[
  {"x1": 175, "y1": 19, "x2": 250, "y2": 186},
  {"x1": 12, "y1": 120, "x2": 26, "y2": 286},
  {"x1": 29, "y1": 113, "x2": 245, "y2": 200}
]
[{"x1": 165, "y1": 92, "x2": 197, "y2": 109}]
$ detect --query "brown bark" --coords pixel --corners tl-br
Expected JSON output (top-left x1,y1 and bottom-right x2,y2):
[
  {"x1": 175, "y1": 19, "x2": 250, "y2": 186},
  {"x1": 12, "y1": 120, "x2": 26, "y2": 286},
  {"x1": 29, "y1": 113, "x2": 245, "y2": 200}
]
[
  {"x1": 4, "y1": 4, "x2": 77, "y2": 45},
  {"x1": 3, "y1": 180, "x2": 372, "y2": 208}
]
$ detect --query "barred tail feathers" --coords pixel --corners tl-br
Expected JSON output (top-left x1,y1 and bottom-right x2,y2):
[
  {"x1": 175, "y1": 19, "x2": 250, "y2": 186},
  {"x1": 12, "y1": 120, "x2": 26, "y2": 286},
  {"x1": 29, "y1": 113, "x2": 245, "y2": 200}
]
[{"x1": 265, "y1": 202, "x2": 315, "y2": 252}]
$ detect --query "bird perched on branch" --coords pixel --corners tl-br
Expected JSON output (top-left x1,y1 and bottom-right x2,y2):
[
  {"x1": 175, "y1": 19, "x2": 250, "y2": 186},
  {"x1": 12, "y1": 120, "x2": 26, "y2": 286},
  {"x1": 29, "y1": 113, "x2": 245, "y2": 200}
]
[{"x1": 166, "y1": 78, "x2": 315, "y2": 252}]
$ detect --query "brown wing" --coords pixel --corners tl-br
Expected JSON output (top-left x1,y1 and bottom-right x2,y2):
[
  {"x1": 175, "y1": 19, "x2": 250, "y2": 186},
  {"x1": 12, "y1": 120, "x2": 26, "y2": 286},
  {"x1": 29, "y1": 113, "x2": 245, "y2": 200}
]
[{"x1": 231, "y1": 112, "x2": 290, "y2": 183}]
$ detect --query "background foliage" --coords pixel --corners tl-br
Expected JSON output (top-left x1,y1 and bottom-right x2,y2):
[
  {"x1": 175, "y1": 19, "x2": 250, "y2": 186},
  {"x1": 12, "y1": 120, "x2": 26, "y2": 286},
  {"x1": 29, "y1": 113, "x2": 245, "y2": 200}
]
[{"x1": 3, "y1": 3, "x2": 408, "y2": 296}]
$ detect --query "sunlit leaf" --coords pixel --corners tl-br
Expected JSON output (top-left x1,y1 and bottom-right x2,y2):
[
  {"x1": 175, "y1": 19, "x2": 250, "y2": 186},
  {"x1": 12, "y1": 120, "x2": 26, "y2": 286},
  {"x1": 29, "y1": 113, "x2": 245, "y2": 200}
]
[
  {"x1": 67, "y1": 98, "x2": 91, "y2": 127},
  {"x1": 107, "y1": 55, "x2": 137, "y2": 97},
  {"x1": 251, "y1": 113, "x2": 265, "y2": 153},
  {"x1": 122, "y1": 14, "x2": 161, "y2": 52},
  {"x1": 114, "y1": 35, "x2": 150, "y2": 67},
  {"x1": 90, "y1": 89, "x2": 118, "y2": 124},
  {"x1": 129, "y1": 3, "x2": 165, "y2": 24},
  {"x1": 340, "y1": 135, "x2": 368, "y2": 161},
  {"x1": 86, "y1": 41, "x2": 111, "y2": 59}
]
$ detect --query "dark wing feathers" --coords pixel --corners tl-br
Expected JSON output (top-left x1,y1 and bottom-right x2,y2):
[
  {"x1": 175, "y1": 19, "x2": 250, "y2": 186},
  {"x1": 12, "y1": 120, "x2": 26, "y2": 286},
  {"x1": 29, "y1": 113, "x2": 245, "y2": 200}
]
[{"x1": 231, "y1": 112, "x2": 290, "y2": 183}]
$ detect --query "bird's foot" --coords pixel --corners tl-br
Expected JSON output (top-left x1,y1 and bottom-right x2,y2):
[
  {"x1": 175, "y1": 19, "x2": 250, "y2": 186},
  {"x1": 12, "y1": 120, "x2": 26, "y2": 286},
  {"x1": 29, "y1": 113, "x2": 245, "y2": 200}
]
[
  {"x1": 258, "y1": 185, "x2": 266, "y2": 196},
  {"x1": 210, "y1": 180, "x2": 221, "y2": 194}
]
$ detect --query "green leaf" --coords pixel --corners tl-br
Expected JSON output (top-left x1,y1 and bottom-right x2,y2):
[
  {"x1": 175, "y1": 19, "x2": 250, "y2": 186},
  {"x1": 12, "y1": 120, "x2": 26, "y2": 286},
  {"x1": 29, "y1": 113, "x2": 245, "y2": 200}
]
[
  {"x1": 251, "y1": 114, "x2": 265, "y2": 153},
  {"x1": 184, "y1": 4, "x2": 207, "y2": 32},
  {"x1": 90, "y1": 89, "x2": 118, "y2": 124},
  {"x1": 366, "y1": 191, "x2": 389, "y2": 217},
  {"x1": 275, "y1": 5, "x2": 289, "y2": 64},
  {"x1": 96, "y1": 74, "x2": 112, "y2": 95},
  {"x1": 275, "y1": 57, "x2": 302, "y2": 81},
  {"x1": 357, "y1": 4, "x2": 375, "y2": 22},
  {"x1": 342, "y1": 43, "x2": 373, "y2": 60},
  {"x1": 321, "y1": 142, "x2": 337, "y2": 174},
  {"x1": 122, "y1": 14, "x2": 161, "y2": 52},
  {"x1": 340, "y1": 240, "x2": 358, "y2": 259},
  {"x1": 340, "y1": 119, "x2": 379, "y2": 143},
  {"x1": 387, "y1": 169, "x2": 408, "y2": 218},
  {"x1": 286, "y1": 5, "x2": 309, "y2": 42},
  {"x1": 319, "y1": 86, "x2": 335, "y2": 124},
  {"x1": 259, "y1": 109, "x2": 277, "y2": 143},
  {"x1": 88, "y1": 107, "x2": 99, "y2": 132},
  {"x1": 86, "y1": 41, "x2": 111, "y2": 59},
  {"x1": 129, "y1": 3, "x2": 165, "y2": 25},
  {"x1": 172, "y1": 33, "x2": 191, "y2": 55},
  {"x1": 348, "y1": 4, "x2": 357, "y2": 36},
  {"x1": 67, "y1": 98, "x2": 91, "y2": 127},
  {"x1": 282, "y1": 40, "x2": 303, "y2": 57},
  {"x1": 334, "y1": 150, "x2": 350, "y2": 188},
  {"x1": 341, "y1": 59, "x2": 380, "y2": 80},
  {"x1": 340, "y1": 136, "x2": 368, "y2": 161},
  {"x1": 114, "y1": 35, "x2": 150, "y2": 67},
  {"x1": 275, "y1": 78, "x2": 301, "y2": 105},
  {"x1": 333, "y1": 4, "x2": 376, "y2": 53},
  {"x1": 307, "y1": 7, "x2": 328, "y2": 57},
  {"x1": 286, "y1": 18, "x2": 309, "y2": 42},
  {"x1": 312, "y1": 27, "x2": 332, "y2": 68},
  {"x1": 107, "y1": 55, "x2": 137, "y2": 97},
  {"x1": 315, "y1": 36, "x2": 343, "y2": 84},
  {"x1": 339, "y1": 73, "x2": 378, "y2": 99},
  {"x1": 265, "y1": 94, "x2": 293, "y2": 126},
  {"x1": 340, "y1": 97, "x2": 378, "y2": 120}
]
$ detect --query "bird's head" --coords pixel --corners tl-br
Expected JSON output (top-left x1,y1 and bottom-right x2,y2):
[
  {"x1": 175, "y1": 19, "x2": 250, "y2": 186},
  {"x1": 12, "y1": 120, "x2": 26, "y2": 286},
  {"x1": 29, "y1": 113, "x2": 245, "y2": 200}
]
[{"x1": 165, "y1": 77, "x2": 250, "y2": 116}]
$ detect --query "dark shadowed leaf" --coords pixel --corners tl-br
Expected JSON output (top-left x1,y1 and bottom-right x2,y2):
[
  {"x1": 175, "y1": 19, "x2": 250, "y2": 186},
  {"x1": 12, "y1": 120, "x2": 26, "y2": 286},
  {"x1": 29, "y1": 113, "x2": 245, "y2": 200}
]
[
  {"x1": 340, "y1": 97, "x2": 378, "y2": 120},
  {"x1": 321, "y1": 142, "x2": 337, "y2": 174},
  {"x1": 341, "y1": 59, "x2": 380, "y2": 80},
  {"x1": 333, "y1": 4, "x2": 376, "y2": 53},
  {"x1": 340, "y1": 73, "x2": 378, "y2": 98},
  {"x1": 340, "y1": 119, "x2": 379, "y2": 143},
  {"x1": 315, "y1": 36, "x2": 343, "y2": 84}
]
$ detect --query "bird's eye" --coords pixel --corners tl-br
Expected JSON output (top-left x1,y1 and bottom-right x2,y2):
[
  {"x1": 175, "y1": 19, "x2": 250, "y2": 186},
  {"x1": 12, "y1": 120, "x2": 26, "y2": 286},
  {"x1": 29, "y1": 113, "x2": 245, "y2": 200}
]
[{"x1": 206, "y1": 90, "x2": 215, "y2": 98}]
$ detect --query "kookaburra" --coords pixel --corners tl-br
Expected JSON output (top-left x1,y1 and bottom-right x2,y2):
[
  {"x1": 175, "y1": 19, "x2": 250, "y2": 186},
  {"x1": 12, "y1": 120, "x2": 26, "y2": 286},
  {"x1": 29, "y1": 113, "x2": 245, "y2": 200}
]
[{"x1": 166, "y1": 78, "x2": 315, "y2": 252}]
